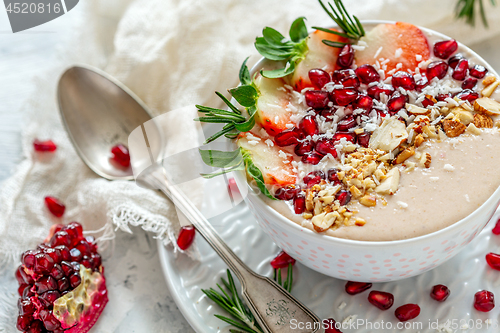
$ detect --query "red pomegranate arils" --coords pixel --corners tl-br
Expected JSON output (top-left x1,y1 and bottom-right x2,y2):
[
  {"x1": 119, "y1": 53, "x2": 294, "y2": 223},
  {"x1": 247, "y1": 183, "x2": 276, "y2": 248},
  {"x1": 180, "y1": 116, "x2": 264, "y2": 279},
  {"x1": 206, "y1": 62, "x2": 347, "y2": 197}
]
[
  {"x1": 345, "y1": 281, "x2": 372, "y2": 295},
  {"x1": 357, "y1": 133, "x2": 371, "y2": 148},
  {"x1": 331, "y1": 88, "x2": 358, "y2": 106},
  {"x1": 492, "y1": 218, "x2": 500, "y2": 235},
  {"x1": 427, "y1": 61, "x2": 449, "y2": 81},
  {"x1": 301, "y1": 151, "x2": 324, "y2": 165},
  {"x1": 271, "y1": 251, "x2": 296, "y2": 269},
  {"x1": 353, "y1": 95, "x2": 373, "y2": 111},
  {"x1": 395, "y1": 304, "x2": 421, "y2": 322},
  {"x1": 387, "y1": 92, "x2": 409, "y2": 115},
  {"x1": 332, "y1": 131, "x2": 355, "y2": 143},
  {"x1": 177, "y1": 226, "x2": 196, "y2": 250},
  {"x1": 299, "y1": 115, "x2": 319, "y2": 136},
  {"x1": 422, "y1": 97, "x2": 435, "y2": 108},
  {"x1": 415, "y1": 74, "x2": 430, "y2": 91},
  {"x1": 44, "y1": 196, "x2": 66, "y2": 218},
  {"x1": 110, "y1": 144, "x2": 131, "y2": 167},
  {"x1": 33, "y1": 139, "x2": 57, "y2": 152},
  {"x1": 486, "y1": 252, "x2": 500, "y2": 270},
  {"x1": 274, "y1": 186, "x2": 298, "y2": 201},
  {"x1": 455, "y1": 89, "x2": 479, "y2": 103},
  {"x1": 335, "y1": 190, "x2": 351, "y2": 206},
  {"x1": 305, "y1": 90, "x2": 330, "y2": 109},
  {"x1": 368, "y1": 290, "x2": 394, "y2": 310},
  {"x1": 315, "y1": 138, "x2": 338, "y2": 157},
  {"x1": 340, "y1": 75, "x2": 360, "y2": 89},
  {"x1": 309, "y1": 68, "x2": 331, "y2": 89},
  {"x1": 337, "y1": 44, "x2": 354, "y2": 68},
  {"x1": 434, "y1": 39, "x2": 458, "y2": 59},
  {"x1": 303, "y1": 171, "x2": 325, "y2": 187},
  {"x1": 462, "y1": 78, "x2": 478, "y2": 90},
  {"x1": 452, "y1": 59, "x2": 469, "y2": 81},
  {"x1": 274, "y1": 127, "x2": 304, "y2": 146},
  {"x1": 323, "y1": 318, "x2": 343, "y2": 333},
  {"x1": 337, "y1": 115, "x2": 357, "y2": 131},
  {"x1": 294, "y1": 140, "x2": 315, "y2": 156},
  {"x1": 448, "y1": 53, "x2": 465, "y2": 69},
  {"x1": 332, "y1": 69, "x2": 355, "y2": 83},
  {"x1": 367, "y1": 83, "x2": 394, "y2": 100},
  {"x1": 469, "y1": 65, "x2": 488, "y2": 79},
  {"x1": 327, "y1": 169, "x2": 341, "y2": 184},
  {"x1": 355, "y1": 64, "x2": 380, "y2": 84},
  {"x1": 293, "y1": 193, "x2": 306, "y2": 214},
  {"x1": 392, "y1": 71, "x2": 416, "y2": 90},
  {"x1": 474, "y1": 290, "x2": 495, "y2": 312},
  {"x1": 430, "y1": 284, "x2": 450, "y2": 302}
]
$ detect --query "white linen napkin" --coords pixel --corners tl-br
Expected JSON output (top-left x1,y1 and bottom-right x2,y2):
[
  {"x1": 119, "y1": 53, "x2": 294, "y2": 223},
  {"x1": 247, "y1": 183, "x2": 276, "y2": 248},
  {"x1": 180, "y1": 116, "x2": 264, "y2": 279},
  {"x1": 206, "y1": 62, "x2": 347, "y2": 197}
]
[{"x1": 1, "y1": 0, "x2": 500, "y2": 331}]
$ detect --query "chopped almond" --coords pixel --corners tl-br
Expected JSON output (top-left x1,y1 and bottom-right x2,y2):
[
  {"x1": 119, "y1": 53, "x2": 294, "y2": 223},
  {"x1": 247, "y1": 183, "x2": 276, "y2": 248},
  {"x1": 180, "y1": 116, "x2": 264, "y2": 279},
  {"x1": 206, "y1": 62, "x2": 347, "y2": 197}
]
[
  {"x1": 474, "y1": 97, "x2": 500, "y2": 116},
  {"x1": 473, "y1": 113, "x2": 493, "y2": 128},
  {"x1": 483, "y1": 76, "x2": 497, "y2": 87},
  {"x1": 395, "y1": 147, "x2": 415, "y2": 164},
  {"x1": 375, "y1": 167, "x2": 400, "y2": 195},
  {"x1": 414, "y1": 134, "x2": 425, "y2": 147},
  {"x1": 359, "y1": 194, "x2": 377, "y2": 207},
  {"x1": 443, "y1": 119, "x2": 466, "y2": 137},
  {"x1": 481, "y1": 80, "x2": 500, "y2": 98}
]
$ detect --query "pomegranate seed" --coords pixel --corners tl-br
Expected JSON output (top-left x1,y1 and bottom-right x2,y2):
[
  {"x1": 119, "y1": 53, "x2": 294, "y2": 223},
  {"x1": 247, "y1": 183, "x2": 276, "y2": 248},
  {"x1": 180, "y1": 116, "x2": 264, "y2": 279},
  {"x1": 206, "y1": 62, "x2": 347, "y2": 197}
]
[
  {"x1": 18, "y1": 298, "x2": 36, "y2": 315},
  {"x1": 436, "y1": 93, "x2": 451, "y2": 102},
  {"x1": 331, "y1": 88, "x2": 358, "y2": 106},
  {"x1": 492, "y1": 218, "x2": 500, "y2": 235},
  {"x1": 315, "y1": 139, "x2": 338, "y2": 157},
  {"x1": 22, "y1": 286, "x2": 34, "y2": 299},
  {"x1": 64, "y1": 221, "x2": 83, "y2": 242},
  {"x1": 327, "y1": 169, "x2": 341, "y2": 184},
  {"x1": 452, "y1": 59, "x2": 469, "y2": 81},
  {"x1": 367, "y1": 83, "x2": 394, "y2": 100},
  {"x1": 54, "y1": 245, "x2": 71, "y2": 262},
  {"x1": 39, "y1": 290, "x2": 61, "y2": 308},
  {"x1": 415, "y1": 74, "x2": 430, "y2": 91},
  {"x1": 15, "y1": 266, "x2": 29, "y2": 285},
  {"x1": 430, "y1": 284, "x2": 450, "y2": 302},
  {"x1": 462, "y1": 78, "x2": 478, "y2": 90},
  {"x1": 76, "y1": 240, "x2": 92, "y2": 256},
  {"x1": 353, "y1": 95, "x2": 373, "y2": 111},
  {"x1": 18, "y1": 284, "x2": 29, "y2": 296},
  {"x1": 81, "y1": 256, "x2": 93, "y2": 269},
  {"x1": 368, "y1": 291, "x2": 394, "y2": 310},
  {"x1": 309, "y1": 69, "x2": 331, "y2": 89},
  {"x1": 303, "y1": 171, "x2": 325, "y2": 187},
  {"x1": 434, "y1": 39, "x2": 458, "y2": 59},
  {"x1": 299, "y1": 115, "x2": 319, "y2": 136},
  {"x1": 21, "y1": 250, "x2": 36, "y2": 269},
  {"x1": 321, "y1": 108, "x2": 335, "y2": 122},
  {"x1": 332, "y1": 69, "x2": 354, "y2": 83},
  {"x1": 33, "y1": 139, "x2": 57, "y2": 152},
  {"x1": 50, "y1": 264, "x2": 65, "y2": 280},
  {"x1": 17, "y1": 314, "x2": 33, "y2": 331},
  {"x1": 274, "y1": 186, "x2": 298, "y2": 200},
  {"x1": 91, "y1": 253, "x2": 102, "y2": 270},
  {"x1": 44, "y1": 196, "x2": 65, "y2": 218},
  {"x1": 34, "y1": 253, "x2": 55, "y2": 274},
  {"x1": 332, "y1": 131, "x2": 355, "y2": 143},
  {"x1": 355, "y1": 64, "x2": 380, "y2": 84},
  {"x1": 340, "y1": 75, "x2": 360, "y2": 89},
  {"x1": 387, "y1": 92, "x2": 409, "y2": 114},
  {"x1": 337, "y1": 44, "x2": 354, "y2": 68},
  {"x1": 35, "y1": 276, "x2": 58, "y2": 294},
  {"x1": 61, "y1": 261, "x2": 74, "y2": 276},
  {"x1": 448, "y1": 54, "x2": 465, "y2": 69},
  {"x1": 345, "y1": 281, "x2": 372, "y2": 295},
  {"x1": 486, "y1": 252, "x2": 500, "y2": 270},
  {"x1": 305, "y1": 90, "x2": 329, "y2": 109},
  {"x1": 41, "y1": 310, "x2": 61, "y2": 331},
  {"x1": 336, "y1": 190, "x2": 351, "y2": 206},
  {"x1": 422, "y1": 96, "x2": 435, "y2": 107},
  {"x1": 293, "y1": 193, "x2": 306, "y2": 214},
  {"x1": 275, "y1": 128, "x2": 304, "y2": 147},
  {"x1": 110, "y1": 144, "x2": 131, "y2": 167},
  {"x1": 49, "y1": 231, "x2": 72, "y2": 248},
  {"x1": 301, "y1": 151, "x2": 324, "y2": 165},
  {"x1": 474, "y1": 290, "x2": 495, "y2": 312},
  {"x1": 177, "y1": 226, "x2": 196, "y2": 250},
  {"x1": 323, "y1": 318, "x2": 343, "y2": 333},
  {"x1": 427, "y1": 61, "x2": 449, "y2": 80},
  {"x1": 69, "y1": 273, "x2": 82, "y2": 289},
  {"x1": 58, "y1": 277, "x2": 70, "y2": 292},
  {"x1": 392, "y1": 71, "x2": 416, "y2": 90},
  {"x1": 337, "y1": 115, "x2": 357, "y2": 131},
  {"x1": 455, "y1": 89, "x2": 479, "y2": 103},
  {"x1": 70, "y1": 248, "x2": 83, "y2": 262},
  {"x1": 470, "y1": 65, "x2": 488, "y2": 79},
  {"x1": 271, "y1": 251, "x2": 296, "y2": 269},
  {"x1": 28, "y1": 320, "x2": 44, "y2": 333},
  {"x1": 357, "y1": 133, "x2": 371, "y2": 148},
  {"x1": 395, "y1": 304, "x2": 421, "y2": 321},
  {"x1": 294, "y1": 140, "x2": 315, "y2": 156}
]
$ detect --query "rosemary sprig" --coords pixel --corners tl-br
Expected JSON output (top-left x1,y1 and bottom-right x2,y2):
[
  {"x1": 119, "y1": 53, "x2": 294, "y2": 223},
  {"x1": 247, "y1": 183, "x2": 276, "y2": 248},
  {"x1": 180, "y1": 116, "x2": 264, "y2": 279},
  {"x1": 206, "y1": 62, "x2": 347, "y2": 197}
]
[
  {"x1": 313, "y1": 0, "x2": 365, "y2": 48},
  {"x1": 202, "y1": 265, "x2": 294, "y2": 333},
  {"x1": 456, "y1": 0, "x2": 497, "y2": 27}
]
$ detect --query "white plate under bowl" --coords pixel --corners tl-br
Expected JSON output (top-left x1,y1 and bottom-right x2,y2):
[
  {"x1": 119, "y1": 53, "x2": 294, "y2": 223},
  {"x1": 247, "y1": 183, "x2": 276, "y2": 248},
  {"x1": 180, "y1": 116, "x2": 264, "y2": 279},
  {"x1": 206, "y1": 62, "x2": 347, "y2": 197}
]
[{"x1": 158, "y1": 175, "x2": 500, "y2": 333}]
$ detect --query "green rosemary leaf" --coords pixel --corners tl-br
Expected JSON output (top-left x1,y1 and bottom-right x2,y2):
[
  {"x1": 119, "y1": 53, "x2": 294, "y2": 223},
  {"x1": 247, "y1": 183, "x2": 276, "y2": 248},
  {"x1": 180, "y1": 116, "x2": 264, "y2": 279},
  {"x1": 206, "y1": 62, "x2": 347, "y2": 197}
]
[
  {"x1": 321, "y1": 39, "x2": 348, "y2": 48},
  {"x1": 289, "y1": 17, "x2": 308, "y2": 43},
  {"x1": 319, "y1": 0, "x2": 365, "y2": 42},
  {"x1": 194, "y1": 117, "x2": 235, "y2": 124},
  {"x1": 205, "y1": 125, "x2": 236, "y2": 144},
  {"x1": 311, "y1": 26, "x2": 350, "y2": 38},
  {"x1": 230, "y1": 85, "x2": 259, "y2": 108},
  {"x1": 199, "y1": 148, "x2": 242, "y2": 168},
  {"x1": 214, "y1": 315, "x2": 261, "y2": 333},
  {"x1": 242, "y1": 151, "x2": 276, "y2": 200},
  {"x1": 286, "y1": 263, "x2": 293, "y2": 292},
  {"x1": 277, "y1": 268, "x2": 282, "y2": 285},
  {"x1": 239, "y1": 57, "x2": 252, "y2": 86},
  {"x1": 479, "y1": 0, "x2": 488, "y2": 27},
  {"x1": 216, "y1": 91, "x2": 242, "y2": 114}
]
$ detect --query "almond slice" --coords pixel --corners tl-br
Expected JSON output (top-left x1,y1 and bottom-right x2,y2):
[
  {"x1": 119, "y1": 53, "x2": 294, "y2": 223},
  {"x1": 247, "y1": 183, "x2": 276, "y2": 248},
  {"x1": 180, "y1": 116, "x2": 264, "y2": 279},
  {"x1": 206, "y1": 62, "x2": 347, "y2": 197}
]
[
  {"x1": 359, "y1": 194, "x2": 377, "y2": 207},
  {"x1": 483, "y1": 76, "x2": 497, "y2": 87},
  {"x1": 474, "y1": 97, "x2": 500, "y2": 116},
  {"x1": 369, "y1": 117, "x2": 408, "y2": 152},
  {"x1": 312, "y1": 212, "x2": 338, "y2": 233},
  {"x1": 473, "y1": 113, "x2": 493, "y2": 128},
  {"x1": 395, "y1": 147, "x2": 415, "y2": 164},
  {"x1": 451, "y1": 108, "x2": 474, "y2": 125},
  {"x1": 443, "y1": 119, "x2": 466, "y2": 137},
  {"x1": 375, "y1": 167, "x2": 400, "y2": 195},
  {"x1": 406, "y1": 103, "x2": 430, "y2": 115},
  {"x1": 481, "y1": 81, "x2": 500, "y2": 98}
]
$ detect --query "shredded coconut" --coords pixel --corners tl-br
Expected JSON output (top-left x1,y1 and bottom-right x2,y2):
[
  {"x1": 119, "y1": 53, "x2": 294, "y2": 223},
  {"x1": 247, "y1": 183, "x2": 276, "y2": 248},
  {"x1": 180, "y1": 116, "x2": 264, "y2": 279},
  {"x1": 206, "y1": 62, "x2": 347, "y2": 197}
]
[
  {"x1": 373, "y1": 46, "x2": 383, "y2": 59},
  {"x1": 397, "y1": 201, "x2": 408, "y2": 209},
  {"x1": 395, "y1": 48, "x2": 403, "y2": 58},
  {"x1": 443, "y1": 164, "x2": 455, "y2": 171},
  {"x1": 265, "y1": 139, "x2": 274, "y2": 147}
]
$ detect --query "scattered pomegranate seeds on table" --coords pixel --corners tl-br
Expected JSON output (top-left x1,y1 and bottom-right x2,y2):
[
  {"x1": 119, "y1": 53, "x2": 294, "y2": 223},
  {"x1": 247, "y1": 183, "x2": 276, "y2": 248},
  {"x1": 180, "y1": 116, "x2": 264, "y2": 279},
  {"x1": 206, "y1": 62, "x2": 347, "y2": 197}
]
[
  {"x1": 44, "y1": 196, "x2": 66, "y2": 218},
  {"x1": 430, "y1": 284, "x2": 450, "y2": 302},
  {"x1": 474, "y1": 290, "x2": 495, "y2": 312},
  {"x1": 110, "y1": 144, "x2": 131, "y2": 168},
  {"x1": 492, "y1": 218, "x2": 500, "y2": 235},
  {"x1": 177, "y1": 226, "x2": 196, "y2": 251},
  {"x1": 270, "y1": 251, "x2": 296, "y2": 269},
  {"x1": 33, "y1": 139, "x2": 57, "y2": 152},
  {"x1": 323, "y1": 318, "x2": 343, "y2": 333},
  {"x1": 395, "y1": 304, "x2": 421, "y2": 322},
  {"x1": 344, "y1": 281, "x2": 372, "y2": 295},
  {"x1": 485, "y1": 252, "x2": 500, "y2": 270},
  {"x1": 368, "y1": 290, "x2": 394, "y2": 310}
]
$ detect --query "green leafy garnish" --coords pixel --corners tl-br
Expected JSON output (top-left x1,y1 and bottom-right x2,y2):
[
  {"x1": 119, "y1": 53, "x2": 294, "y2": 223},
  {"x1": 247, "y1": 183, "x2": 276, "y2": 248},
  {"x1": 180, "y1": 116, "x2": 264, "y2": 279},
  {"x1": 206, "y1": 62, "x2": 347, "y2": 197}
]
[
  {"x1": 199, "y1": 148, "x2": 276, "y2": 200},
  {"x1": 254, "y1": 17, "x2": 309, "y2": 78},
  {"x1": 202, "y1": 265, "x2": 293, "y2": 333},
  {"x1": 456, "y1": 0, "x2": 497, "y2": 27},
  {"x1": 314, "y1": 0, "x2": 365, "y2": 47}
]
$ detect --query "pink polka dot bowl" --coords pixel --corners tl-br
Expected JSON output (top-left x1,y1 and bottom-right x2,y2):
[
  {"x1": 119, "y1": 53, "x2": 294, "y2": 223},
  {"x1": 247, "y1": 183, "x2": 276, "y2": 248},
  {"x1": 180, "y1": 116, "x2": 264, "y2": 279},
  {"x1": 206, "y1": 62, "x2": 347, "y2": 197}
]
[{"x1": 233, "y1": 21, "x2": 500, "y2": 282}]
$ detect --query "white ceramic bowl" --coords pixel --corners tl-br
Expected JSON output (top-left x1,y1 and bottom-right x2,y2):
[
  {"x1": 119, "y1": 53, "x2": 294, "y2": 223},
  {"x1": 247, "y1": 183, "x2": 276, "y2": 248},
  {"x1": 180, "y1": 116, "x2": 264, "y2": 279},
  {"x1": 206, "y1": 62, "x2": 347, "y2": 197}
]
[{"x1": 235, "y1": 21, "x2": 500, "y2": 282}]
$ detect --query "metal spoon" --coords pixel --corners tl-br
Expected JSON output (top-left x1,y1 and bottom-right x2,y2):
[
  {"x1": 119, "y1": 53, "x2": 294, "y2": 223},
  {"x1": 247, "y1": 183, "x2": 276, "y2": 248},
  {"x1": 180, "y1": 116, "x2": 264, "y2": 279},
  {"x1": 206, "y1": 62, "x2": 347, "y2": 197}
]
[{"x1": 57, "y1": 65, "x2": 322, "y2": 333}]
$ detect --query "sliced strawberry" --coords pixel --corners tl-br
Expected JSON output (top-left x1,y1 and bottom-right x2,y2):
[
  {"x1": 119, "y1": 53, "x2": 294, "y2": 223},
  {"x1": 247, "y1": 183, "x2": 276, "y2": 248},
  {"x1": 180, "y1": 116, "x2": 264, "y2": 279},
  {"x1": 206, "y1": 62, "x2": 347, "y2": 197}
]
[
  {"x1": 237, "y1": 132, "x2": 296, "y2": 186},
  {"x1": 355, "y1": 22, "x2": 430, "y2": 75},
  {"x1": 291, "y1": 29, "x2": 349, "y2": 91},
  {"x1": 254, "y1": 74, "x2": 293, "y2": 136}
]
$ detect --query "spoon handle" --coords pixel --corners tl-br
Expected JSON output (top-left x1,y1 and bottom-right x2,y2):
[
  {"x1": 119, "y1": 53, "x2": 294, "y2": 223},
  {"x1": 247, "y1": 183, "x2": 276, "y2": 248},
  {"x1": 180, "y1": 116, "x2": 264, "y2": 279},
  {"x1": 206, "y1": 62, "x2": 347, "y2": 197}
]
[{"x1": 144, "y1": 166, "x2": 322, "y2": 333}]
